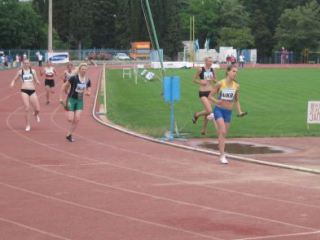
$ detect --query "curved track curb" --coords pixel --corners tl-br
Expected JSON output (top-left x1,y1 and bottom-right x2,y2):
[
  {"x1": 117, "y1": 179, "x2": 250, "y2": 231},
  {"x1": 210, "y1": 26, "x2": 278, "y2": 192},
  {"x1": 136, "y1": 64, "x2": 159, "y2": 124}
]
[{"x1": 91, "y1": 67, "x2": 320, "y2": 175}]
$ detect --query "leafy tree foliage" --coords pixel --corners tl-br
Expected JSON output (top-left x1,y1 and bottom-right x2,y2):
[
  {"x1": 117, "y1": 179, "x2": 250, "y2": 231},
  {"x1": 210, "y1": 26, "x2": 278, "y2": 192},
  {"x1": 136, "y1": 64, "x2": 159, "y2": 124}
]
[
  {"x1": 0, "y1": 0, "x2": 46, "y2": 49},
  {"x1": 218, "y1": 0, "x2": 254, "y2": 49},
  {"x1": 275, "y1": 0, "x2": 320, "y2": 52},
  {"x1": 1, "y1": 0, "x2": 320, "y2": 59},
  {"x1": 180, "y1": 0, "x2": 220, "y2": 47}
]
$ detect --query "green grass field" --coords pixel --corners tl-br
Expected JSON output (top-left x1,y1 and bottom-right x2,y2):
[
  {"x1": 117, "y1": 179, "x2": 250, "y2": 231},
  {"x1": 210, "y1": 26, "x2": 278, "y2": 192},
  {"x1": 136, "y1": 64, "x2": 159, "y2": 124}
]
[{"x1": 105, "y1": 67, "x2": 320, "y2": 138}]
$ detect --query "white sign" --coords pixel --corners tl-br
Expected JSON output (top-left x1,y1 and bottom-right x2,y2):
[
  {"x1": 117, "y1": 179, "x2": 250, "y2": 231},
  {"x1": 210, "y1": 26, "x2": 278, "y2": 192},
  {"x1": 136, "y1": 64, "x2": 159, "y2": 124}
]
[
  {"x1": 151, "y1": 61, "x2": 193, "y2": 69},
  {"x1": 150, "y1": 61, "x2": 220, "y2": 69},
  {"x1": 47, "y1": 52, "x2": 69, "y2": 64},
  {"x1": 145, "y1": 72, "x2": 155, "y2": 80},
  {"x1": 307, "y1": 101, "x2": 320, "y2": 124}
]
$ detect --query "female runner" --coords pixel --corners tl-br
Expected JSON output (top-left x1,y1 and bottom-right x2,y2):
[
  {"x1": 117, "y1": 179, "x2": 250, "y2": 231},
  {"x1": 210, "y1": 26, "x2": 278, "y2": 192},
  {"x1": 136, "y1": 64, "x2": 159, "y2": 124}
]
[
  {"x1": 59, "y1": 63, "x2": 91, "y2": 142},
  {"x1": 10, "y1": 59, "x2": 41, "y2": 131},
  {"x1": 41, "y1": 60, "x2": 57, "y2": 104},
  {"x1": 192, "y1": 57, "x2": 217, "y2": 135},
  {"x1": 209, "y1": 65, "x2": 243, "y2": 164}
]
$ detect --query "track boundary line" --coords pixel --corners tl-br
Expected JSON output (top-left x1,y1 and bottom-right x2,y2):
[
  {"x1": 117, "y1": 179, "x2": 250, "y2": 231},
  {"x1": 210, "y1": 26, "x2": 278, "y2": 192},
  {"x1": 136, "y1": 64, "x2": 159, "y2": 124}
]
[
  {"x1": 234, "y1": 230, "x2": 320, "y2": 240},
  {"x1": 3, "y1": 101, "x2": 320, "y2": 235},
  {"x1": 50, "y1": 105, "x2": 320, "y2": 210},
  {"x1": 0, "y1": 181, "x2": 222, "y2": 240},
  {"x1": 0, "y1": 216, "x2": 71, "y2": 240},
  {"x1": 0, "y1": 152, "x2": 316, "y2": 233},
  {"x1": 92, "y1": 66, "x2": 320, "y2": 175}
]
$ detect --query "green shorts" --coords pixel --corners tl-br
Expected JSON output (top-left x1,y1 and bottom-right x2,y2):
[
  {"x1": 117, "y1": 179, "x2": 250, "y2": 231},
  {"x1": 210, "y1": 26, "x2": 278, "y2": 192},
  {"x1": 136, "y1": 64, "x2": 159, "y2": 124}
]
[{"x1": 67, "y1": 97, "x2": 83, "y2": 112}]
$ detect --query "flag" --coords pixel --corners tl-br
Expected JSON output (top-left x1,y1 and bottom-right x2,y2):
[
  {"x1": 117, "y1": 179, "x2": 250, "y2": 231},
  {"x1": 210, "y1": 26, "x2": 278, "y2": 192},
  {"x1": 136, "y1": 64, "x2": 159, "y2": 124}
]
[
  {"x1": 204, "y1": 38, "x2": 210, "y2": 51},
  {"x1": 194, "y1": 39, "x2": 200, "y2": 52}
]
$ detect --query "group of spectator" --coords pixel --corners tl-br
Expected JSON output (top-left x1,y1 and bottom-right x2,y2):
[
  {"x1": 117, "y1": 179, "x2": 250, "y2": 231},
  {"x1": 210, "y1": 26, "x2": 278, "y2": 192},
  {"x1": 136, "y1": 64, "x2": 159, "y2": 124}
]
[
  {"x1": 226, "y1": 53, "x2": 246, "y2": 68},
  {"x1": 0, "y1": 52, "x2": 44, "y2": 68}
]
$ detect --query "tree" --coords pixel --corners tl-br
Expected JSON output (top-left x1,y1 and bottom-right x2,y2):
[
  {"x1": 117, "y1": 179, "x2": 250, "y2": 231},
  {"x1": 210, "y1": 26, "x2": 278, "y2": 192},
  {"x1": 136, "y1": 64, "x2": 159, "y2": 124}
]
[
  {"x1": 114, "y1": 0, "x2": 131, "y2": 48},
  {"x1": 52, "y1": 0, "x2": 72, "y2": 46},
  {"x1": 68, "y1": 0, "x2": 93, "y2": 49},
  {"x1": 218, "y1": 27, "x2": 254, "y2": 49},
  {"x1": 219, "y1": 0, "x2": 250, "y2": 28},
  {"x1": 0, "y1": 0, "x2": 46, "y2": 49},
  {"x1": 275, "y1": 0, "x2": 320, "y2": 52},
  {"x1": 91, "y1": 0, "x2": 117, "y2": 48},
  {"x1": 32, "y1": 0, "x2": 48, "y2": 22},
  {"x1": 179, "y1": 0, "x2": 220, "y2": 47},
  {"x1": 217, "y1": 0, "x2": 254, "y2": 49},
  {"x1": 160, "y1": 0, "x2": 183, "y2": 59}
]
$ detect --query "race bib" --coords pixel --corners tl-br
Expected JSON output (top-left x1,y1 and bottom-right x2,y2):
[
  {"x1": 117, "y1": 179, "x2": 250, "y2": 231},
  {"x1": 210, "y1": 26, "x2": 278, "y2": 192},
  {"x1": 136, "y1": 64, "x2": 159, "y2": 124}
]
[
  {"x1": 75, "y1": 83, "x2": 87, "y2": 93},
  {"x1": 220, "y1": 89, "x2": 236, "y2": 101},
  {"x1": 203, "y1": 71, "x2": 213, "y2": 80},
  {"x1": 22, "y1": 73, "x2": 33, "y2": 82}
]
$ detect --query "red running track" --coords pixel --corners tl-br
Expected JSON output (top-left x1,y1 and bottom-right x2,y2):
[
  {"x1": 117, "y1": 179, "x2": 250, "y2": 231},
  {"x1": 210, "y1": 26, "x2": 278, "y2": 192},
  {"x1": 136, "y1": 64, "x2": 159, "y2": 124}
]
[{"x1": 0, "y1": 66, "x2": 319, "y2": 240}]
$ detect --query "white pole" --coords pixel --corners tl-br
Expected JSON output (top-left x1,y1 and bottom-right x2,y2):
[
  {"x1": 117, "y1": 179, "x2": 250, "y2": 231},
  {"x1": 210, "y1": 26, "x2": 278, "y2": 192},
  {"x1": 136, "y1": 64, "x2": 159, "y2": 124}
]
[{"x1": 48, "y1": 0, "x2": 53, "y2": 52}]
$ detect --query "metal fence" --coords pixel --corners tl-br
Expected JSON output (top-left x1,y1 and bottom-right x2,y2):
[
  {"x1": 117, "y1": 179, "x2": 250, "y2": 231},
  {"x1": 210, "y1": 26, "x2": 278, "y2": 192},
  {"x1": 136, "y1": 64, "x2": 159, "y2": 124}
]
[{"x1": 1, "y1": 48, "x2": 320, "y2": 66}]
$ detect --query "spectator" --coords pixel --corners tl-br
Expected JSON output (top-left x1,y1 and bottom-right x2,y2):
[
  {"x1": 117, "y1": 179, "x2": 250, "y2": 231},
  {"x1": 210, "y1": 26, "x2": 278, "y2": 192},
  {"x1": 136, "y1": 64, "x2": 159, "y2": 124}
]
[
  {"x1": 239, "y1": 53, "x2": 245, "y2": 68},
  {"x1": 230, "y1": 55, "x2": 237, "y2": 65},
  {"x1": 226, "y1": 55, "x2": 231, "y2": 65},
  {"x1": 280, "y1": 47, "x2": 286, "y2": 64},
  {"x1": 8, "y1": 55, "x2": 13, "y2": 67},
  {"x1": 37, "y1": 52, "x2": 43, "y2": 66},
  {"x1": 16, "y1": 54, "x2": 20, "y2": 67}
]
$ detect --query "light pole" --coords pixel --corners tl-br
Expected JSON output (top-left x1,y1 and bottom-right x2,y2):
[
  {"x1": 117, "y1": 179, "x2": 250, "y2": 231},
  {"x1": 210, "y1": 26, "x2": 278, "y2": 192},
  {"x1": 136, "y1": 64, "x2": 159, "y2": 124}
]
[{"x1": 48, "y1": 0, "x2": 53, "y2": 52}]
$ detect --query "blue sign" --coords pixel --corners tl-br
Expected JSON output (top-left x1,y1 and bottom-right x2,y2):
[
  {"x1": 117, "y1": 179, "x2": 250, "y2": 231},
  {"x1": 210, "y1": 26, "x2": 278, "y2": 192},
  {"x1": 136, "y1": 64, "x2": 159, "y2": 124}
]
[
  {"x1": 49, "y1": 54, "x2": 68, "y2": 61},
  {"x1": 162, "y1": 76, "x2": 181, "y2": 141},
  {"x1": 163, "y1": 76, "x2": 180, "y2": 102},
  {"x1": 47, "y1": 52, "x2": 70, "y2": 64}
]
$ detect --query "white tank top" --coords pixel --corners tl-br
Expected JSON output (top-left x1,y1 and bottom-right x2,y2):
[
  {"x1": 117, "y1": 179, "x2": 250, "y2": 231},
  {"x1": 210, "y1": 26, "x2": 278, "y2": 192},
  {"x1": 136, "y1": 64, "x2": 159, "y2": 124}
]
[
  {"x1": 44, "y1": 67, "x2": 54, "y2": 78},
  {"x1": 21, "y1": 69, "x2": 34, "y2": 82}
]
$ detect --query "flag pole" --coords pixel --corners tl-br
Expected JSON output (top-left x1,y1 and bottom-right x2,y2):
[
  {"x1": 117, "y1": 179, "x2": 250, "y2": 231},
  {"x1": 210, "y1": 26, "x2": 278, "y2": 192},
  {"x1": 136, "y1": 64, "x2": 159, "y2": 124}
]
[
  {"x1": 48, "y1": 0, "x2": 53, "y2": 52},
  {"x1": 144, "y1": 0, "x2": 164, "y2": 80}
]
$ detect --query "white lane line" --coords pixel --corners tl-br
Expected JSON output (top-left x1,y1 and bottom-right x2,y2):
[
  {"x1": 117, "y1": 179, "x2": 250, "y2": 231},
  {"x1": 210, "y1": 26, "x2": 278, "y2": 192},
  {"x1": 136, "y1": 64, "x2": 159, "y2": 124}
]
[
  {"x1": 49, "y1": 105, "x2": 320, "y2": 210},
  {"x1": 234, "y1": 230, "x2": 320, "y2": 240},
  {"x1": 0, "y1": 152, "x2": 316, "y2": 233},
  {"x1": 0, "y1": 182, "x2": 222, "y2": 240},
  {"x1": 0, "y1": 216, "x2": 71, "y2": 240}
]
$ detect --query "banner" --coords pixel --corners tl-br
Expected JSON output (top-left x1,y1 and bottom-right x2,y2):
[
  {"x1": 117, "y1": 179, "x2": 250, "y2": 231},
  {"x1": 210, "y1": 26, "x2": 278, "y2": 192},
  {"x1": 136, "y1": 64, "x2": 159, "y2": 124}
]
[
  {"x1": 47, "y1": 52, "x2": 69, "y2": 64},
  {"x1": 307, "y1": 101, "x2": 320, "y2": 124}
]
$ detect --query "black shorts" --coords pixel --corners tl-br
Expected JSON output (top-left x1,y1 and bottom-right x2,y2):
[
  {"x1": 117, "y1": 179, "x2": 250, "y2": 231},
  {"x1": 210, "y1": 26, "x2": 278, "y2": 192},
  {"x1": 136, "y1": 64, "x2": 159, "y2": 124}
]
[
  {"x1": 199, "y1": 91, "x2": 210, "y2": 98},
  {"x1": 21, "y1": 89, "x2": 36, "y2": 96},
  {"x1": 45, "y1": 79, "x2": 55, "y2": 88}
]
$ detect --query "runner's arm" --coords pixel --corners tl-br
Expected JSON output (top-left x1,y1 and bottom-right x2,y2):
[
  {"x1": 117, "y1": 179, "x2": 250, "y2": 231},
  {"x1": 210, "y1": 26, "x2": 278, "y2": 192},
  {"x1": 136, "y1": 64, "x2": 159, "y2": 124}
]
[
  {"x1": 208, "y1": 82, "x2": 222, "y2": 104},
  {"x1": 193, "y1": 68, "x2": 206, "y2": 86},
  {"x1": 32, "y1": 70, "x2": 40, "y2": 85},
  {"x1": 211, "y1": 70, "x2": 217, "y2": 84},
  {"x1": 234, "y1": 85, "x2": 246, "y2": 116},
  {"x1": 60, "y1": 81, "x2": 70, "y2": 102},
  {"x1": 85, "y1": 80, "x2": 91, "y2": 96},
  {"x1": 10, "y1": 70, "x2": 21, "y2": 88}
]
